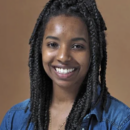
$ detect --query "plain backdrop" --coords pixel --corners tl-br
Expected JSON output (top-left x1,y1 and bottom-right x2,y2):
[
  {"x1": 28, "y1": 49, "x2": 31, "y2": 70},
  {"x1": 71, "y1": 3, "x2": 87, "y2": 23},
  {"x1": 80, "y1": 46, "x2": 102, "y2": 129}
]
[{"x1": 0, "y1": 0, "x2": 130, "y2": 122}]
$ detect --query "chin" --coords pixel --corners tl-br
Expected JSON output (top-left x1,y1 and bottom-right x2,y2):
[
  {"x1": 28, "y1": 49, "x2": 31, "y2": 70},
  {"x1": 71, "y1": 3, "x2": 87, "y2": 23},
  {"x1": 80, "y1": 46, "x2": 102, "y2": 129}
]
[
  {"x1": 53, "y1": 80, "x2": 75, "y2": 89},
  {"x1": 53, "y1": 79, "x2": 81, "y2": 91}
]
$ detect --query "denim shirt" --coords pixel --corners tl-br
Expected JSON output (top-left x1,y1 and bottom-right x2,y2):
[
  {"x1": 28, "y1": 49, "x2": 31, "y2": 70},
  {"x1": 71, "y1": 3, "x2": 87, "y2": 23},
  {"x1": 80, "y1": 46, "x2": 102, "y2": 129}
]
[{"x1": 1, "y1": 95, "x2": 130, "y2": 130}]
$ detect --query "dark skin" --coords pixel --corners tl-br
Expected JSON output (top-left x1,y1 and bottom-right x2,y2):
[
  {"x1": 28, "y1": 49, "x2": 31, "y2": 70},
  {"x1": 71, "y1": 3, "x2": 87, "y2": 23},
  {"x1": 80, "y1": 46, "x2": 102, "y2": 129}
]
[{"x1": 42, "y1": 15, "x2": 90, "y2": 130}]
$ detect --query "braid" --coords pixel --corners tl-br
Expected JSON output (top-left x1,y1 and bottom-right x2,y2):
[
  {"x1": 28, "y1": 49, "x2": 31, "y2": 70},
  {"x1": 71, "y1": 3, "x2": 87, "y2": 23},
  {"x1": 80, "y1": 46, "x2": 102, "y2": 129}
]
[
  {"x1": 88, "y1": 18, "x2": 99, "y2": 104},
  {"x1": 30, "y1": 28, "x2": 43, "y2": 126},
  {"x1": 91, "y1": 1, "x2": 108, "y2": 109},
  {"x1": 27, "y1": 0, "x2": 109, "y2": 129},
  {"x1": 29, "y1": 0, "x2": 55, "y2": 45},
  {"x1": 100, "y1": 31, "x2": 108, "y2": 110}
]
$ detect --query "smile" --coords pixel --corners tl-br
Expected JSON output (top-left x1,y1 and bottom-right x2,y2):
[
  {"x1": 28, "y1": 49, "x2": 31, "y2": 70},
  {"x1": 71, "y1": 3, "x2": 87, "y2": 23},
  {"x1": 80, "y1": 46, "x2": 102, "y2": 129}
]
[
  {"x1": 53, "y1": 67, "x2": 77, "y2": 79},
  {"x1": 55, "y1": 68, "x2": 75, "y2": 74}
]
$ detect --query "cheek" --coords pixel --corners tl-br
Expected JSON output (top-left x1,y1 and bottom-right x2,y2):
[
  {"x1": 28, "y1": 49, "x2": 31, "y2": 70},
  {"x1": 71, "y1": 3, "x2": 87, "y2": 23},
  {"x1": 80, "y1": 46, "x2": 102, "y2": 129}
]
[
  {"x1": 42, "y1": 52, "x2": 53, "y2": 65},
  {"x1": 76, "y1": 52, "x2": 90, "y2": 74},
  {"x1": 42, "y1": 47, "x2": 56, "y2": 72}
]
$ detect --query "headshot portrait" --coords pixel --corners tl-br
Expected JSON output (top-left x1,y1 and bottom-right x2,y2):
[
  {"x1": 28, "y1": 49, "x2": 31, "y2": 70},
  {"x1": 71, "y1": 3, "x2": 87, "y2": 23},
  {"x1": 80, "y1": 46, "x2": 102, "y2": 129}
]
[{"x1": 0, "y1": 0, "x2": 130, "y2": 130}]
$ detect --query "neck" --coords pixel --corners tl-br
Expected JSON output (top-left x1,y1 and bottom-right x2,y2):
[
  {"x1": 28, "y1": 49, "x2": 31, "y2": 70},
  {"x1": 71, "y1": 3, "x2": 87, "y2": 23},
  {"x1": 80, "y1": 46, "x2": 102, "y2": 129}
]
[{"x1": 51, "y1": 82, "x2": 80, "y2": 106}]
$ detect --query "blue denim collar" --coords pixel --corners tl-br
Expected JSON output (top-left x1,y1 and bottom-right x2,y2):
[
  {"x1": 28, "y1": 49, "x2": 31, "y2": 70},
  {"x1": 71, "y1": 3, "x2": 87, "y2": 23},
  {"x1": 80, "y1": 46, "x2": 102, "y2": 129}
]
[{"x1": 83, "y1": 85, "x2": 104, "y2": 122}]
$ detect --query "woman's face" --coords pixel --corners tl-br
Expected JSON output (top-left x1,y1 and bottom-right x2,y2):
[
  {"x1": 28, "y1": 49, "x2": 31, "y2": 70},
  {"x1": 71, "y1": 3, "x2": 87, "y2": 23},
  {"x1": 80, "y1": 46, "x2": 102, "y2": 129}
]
[{"x1": 42, "y1": 15, "x2": 90, "y2": 90}]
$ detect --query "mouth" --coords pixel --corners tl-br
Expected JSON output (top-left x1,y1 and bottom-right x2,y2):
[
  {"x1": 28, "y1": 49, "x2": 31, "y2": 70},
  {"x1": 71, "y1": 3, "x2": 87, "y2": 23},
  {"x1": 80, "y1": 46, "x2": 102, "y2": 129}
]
[{"x1": 52, "y1": 66, "x2": 78, "y2": 79}]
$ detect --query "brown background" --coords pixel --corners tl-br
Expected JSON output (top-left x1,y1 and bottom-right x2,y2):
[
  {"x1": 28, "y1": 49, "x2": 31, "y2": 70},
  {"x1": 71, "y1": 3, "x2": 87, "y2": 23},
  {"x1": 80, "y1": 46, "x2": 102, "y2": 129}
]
[{"x1": 0, "y1": 0, "x2": 130, "y2": 122}]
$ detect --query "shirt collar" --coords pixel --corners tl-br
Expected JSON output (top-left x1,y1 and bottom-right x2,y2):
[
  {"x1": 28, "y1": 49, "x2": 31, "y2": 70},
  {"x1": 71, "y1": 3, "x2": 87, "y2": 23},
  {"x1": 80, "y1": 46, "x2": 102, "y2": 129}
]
[{"x1": 83, "y1": 86, "x2": 103, "y2": 122}]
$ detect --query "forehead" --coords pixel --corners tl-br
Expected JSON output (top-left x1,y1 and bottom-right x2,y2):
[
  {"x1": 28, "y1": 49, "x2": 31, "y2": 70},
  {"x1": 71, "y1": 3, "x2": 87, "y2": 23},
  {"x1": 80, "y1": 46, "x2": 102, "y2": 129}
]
[{"x1": 44, "y1": 15, "x2": 88, "y2": 36}]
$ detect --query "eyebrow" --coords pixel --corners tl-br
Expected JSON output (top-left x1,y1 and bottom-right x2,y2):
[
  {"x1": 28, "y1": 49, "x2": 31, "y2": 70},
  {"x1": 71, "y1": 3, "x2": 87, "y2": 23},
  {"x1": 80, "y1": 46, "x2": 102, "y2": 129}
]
[
  {"x1": 71, "y1": 38, "x2": 87, "y2": 43},
  {"x1": 46, "y1": 36, "x2": 60, "y2": 41},
  {"x1": 46, "y1": 36, "x2": 87, "y2": 43}
]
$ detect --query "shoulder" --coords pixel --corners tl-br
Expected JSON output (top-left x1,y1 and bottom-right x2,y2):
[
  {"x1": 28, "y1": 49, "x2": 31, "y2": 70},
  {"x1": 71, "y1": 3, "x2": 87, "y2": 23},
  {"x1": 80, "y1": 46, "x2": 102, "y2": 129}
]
[
  {"x1": 10, "y1": 99, "x2": 30, "y2": 111},
  {"x1": 102, "y1": 95, "x2": 130, "y2": 129},
  {"x1": 0, "y1": 99, "x2": 31, "y2": 130}
]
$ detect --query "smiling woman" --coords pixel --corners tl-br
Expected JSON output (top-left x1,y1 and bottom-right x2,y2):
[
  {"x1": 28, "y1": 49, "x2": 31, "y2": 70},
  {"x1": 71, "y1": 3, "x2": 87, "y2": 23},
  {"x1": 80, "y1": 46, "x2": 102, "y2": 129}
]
[
  {"x1": 42, "y1": 16, "x2": 90, "y2": 90},
  {"x1": 0, "y1": 0, "x2": 130, "y2": 130}
]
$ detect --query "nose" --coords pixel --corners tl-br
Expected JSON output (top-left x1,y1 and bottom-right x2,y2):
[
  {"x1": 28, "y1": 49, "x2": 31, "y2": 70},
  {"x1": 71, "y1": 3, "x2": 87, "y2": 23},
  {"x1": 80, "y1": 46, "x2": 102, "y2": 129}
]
[{"x1": 56, "y1": 45, "x2": 71, "y2": 64}]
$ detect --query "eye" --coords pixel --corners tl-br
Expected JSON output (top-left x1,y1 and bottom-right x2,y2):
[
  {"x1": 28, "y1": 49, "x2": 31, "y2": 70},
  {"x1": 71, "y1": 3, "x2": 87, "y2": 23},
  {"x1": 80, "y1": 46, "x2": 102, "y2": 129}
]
[
  {"x1": 72, "y1": 44, "x2": 84, "y2": 49},
  {"x1": 47, "y1": 42, "x2": 59, "y2": 48}
]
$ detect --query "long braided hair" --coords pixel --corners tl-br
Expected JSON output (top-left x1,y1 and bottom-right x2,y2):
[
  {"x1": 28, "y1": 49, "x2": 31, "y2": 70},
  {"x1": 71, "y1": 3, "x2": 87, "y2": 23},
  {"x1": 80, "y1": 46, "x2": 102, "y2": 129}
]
[{"x1": 26, "y1": 0, "x2": 108, "y2": 129}]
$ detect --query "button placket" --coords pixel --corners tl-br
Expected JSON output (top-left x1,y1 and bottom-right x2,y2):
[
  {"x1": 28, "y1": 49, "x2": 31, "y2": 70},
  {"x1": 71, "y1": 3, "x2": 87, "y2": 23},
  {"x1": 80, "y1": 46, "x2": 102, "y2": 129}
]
[{"x1": 81, "y1": 115, "x2": 91, "y2": 130}]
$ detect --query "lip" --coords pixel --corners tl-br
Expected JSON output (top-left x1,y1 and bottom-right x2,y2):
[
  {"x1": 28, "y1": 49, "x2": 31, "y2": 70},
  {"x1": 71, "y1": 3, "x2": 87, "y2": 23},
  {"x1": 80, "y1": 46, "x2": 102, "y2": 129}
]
[
  {"x1": 52, "y1": 66, "x2": 78, "y2": 79},
  {"x1": 52, "y1": 65, "x2": 77, "y2": 69}
]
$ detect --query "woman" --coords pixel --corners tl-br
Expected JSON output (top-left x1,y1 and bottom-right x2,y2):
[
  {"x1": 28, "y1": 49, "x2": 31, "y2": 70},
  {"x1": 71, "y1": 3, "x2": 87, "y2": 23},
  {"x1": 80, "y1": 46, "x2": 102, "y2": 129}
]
[{"x1": 1, "y1": 0, "x2": 130, "y2": 130}]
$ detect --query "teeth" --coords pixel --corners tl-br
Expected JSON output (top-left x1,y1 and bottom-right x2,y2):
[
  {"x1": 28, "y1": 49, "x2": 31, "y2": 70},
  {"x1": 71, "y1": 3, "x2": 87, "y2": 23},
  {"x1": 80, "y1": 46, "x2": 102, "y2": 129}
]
[{"x1": 56, "y1": 68, "x2": 75, "y2": 74}]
